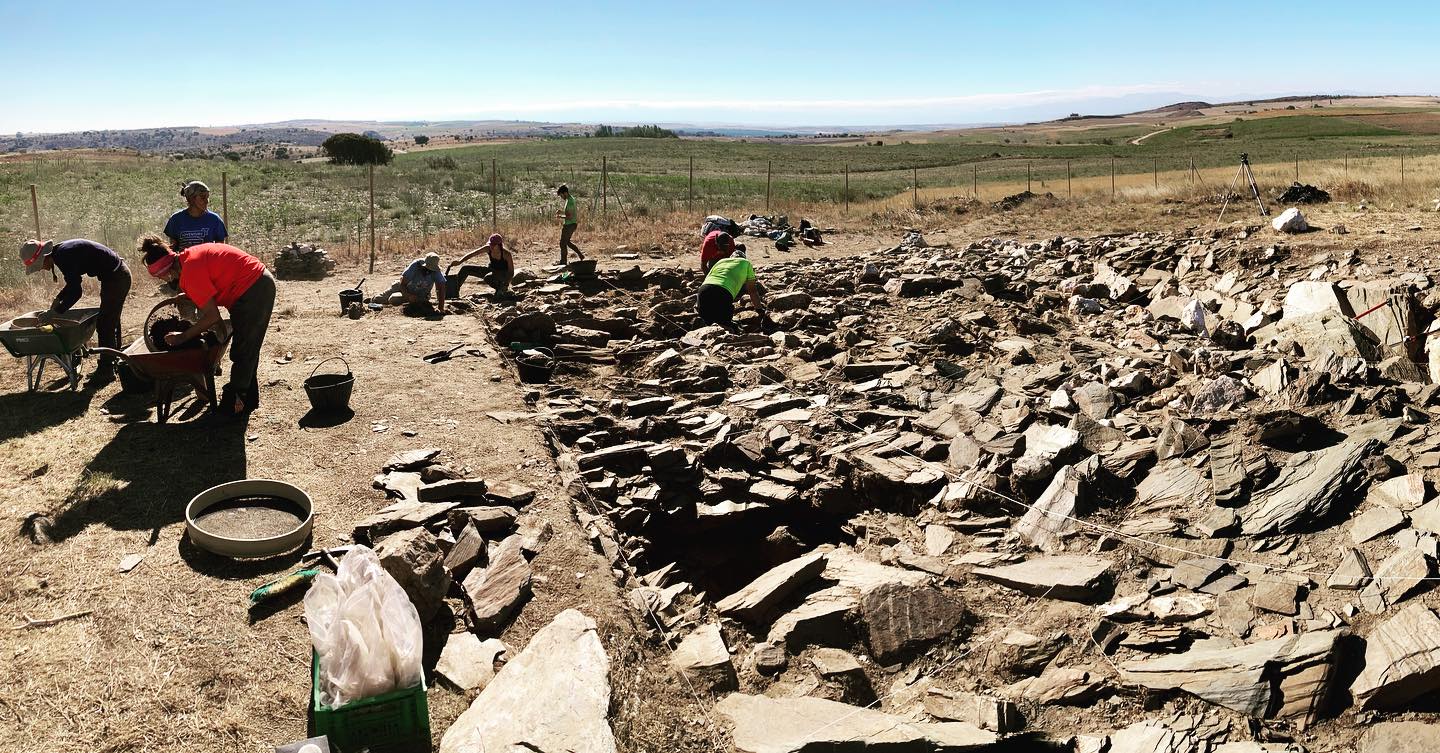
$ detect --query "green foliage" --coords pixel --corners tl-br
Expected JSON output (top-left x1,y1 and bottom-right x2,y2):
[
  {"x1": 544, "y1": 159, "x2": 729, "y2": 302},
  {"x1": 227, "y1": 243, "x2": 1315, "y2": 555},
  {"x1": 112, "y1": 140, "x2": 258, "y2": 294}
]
[
  {"x1": 414, "y1": 135, "x2": 430, "y2": 145},
  {"x1": 593, "y1": 124, "x2": 678, "y2": 139},
  {"x1": 322, "y1": 133, "x2": 394, "y2": 165}
]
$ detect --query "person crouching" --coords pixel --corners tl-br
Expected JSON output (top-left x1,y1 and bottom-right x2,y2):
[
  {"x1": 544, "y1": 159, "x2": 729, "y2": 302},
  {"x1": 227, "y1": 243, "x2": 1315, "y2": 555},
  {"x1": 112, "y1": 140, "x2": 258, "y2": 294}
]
[{"x1": 696, "y1": 246, "x2": 767, "y2": 329}]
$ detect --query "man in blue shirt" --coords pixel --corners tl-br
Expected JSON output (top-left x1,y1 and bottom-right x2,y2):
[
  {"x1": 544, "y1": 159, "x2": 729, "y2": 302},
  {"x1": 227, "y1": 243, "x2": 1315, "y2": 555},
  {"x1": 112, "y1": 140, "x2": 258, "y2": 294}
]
[
  {"x1": 374, "y1": 252, "x2": 447, "y2": 314},
  {"x1": 163, "y1": 181, "x2": 228, "y2": 251}
]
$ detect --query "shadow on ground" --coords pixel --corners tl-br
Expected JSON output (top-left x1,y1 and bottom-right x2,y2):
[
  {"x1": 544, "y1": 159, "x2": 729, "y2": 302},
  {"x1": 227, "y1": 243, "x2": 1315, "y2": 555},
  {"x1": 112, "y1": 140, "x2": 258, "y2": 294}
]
[
  {"x1": 0, "y1": 378, "x2": 103, "y2": 443},
  {"x1": 34, "y1": 418, "x2": 249, "y2": 546}
]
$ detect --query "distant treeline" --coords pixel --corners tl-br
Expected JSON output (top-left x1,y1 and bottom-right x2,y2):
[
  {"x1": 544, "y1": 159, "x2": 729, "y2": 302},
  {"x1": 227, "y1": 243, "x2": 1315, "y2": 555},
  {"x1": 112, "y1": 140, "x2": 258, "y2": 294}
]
[{"x1": 593, "y1": 124, "x2": 678, "y2": 139}]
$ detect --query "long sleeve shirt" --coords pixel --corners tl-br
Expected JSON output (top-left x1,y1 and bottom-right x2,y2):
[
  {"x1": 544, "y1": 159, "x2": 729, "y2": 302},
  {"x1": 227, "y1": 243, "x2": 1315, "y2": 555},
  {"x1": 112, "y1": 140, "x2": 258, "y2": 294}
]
[{"x1": 49, "y1": 239, "x2": 123, "y2": 313}]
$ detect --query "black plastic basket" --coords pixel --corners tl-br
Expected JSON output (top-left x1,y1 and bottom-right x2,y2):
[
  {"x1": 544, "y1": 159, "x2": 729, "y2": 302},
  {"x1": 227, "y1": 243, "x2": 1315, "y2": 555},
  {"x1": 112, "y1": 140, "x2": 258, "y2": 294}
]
[
  {"x1": 515, "y1": 348, "x2": 556, "y2": 384},
  {"x1": 304, "y1": 357, "x2": 354, "y2": 412}
]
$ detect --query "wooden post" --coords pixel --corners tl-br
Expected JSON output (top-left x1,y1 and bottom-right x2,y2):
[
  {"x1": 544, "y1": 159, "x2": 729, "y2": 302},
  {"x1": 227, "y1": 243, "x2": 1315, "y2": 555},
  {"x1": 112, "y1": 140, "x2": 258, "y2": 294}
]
[
  {"x1": 1345, "y1": 153, "x2": 1349, "y2": 175},
  {"x1": 766, "y1": 160, "x2": 772, "y2": 210},
  {"x1": 1294, "y1": 158, "x2": 1299, "y2": 182},
  {"x1": 601, "y1": 156, "x2": 608, "y2": 217},
  {"x1": 1067, "y1": 160, "x2": 1072, "y2": 196},
  {"x1": 29, "y1": 184, "x2": 41, "y2": 239},
  {"x1": 843, "y1": 164, "x2": 849, "y2": 214},
  {"x1": 221, "y1": 171, "x2": 229, "y2": 227},
  {"x1": 491, "y1": 158, "x2": 498, "y2": 230},
  {"x1": 912, "y1": 167, "x2": 918, "y2": 207},
  {"x1": 1027, "y1": 161, "x2": 1032, "y2": 193},
  {"x1": 368, "y1": 164, "x2": 376, "y2": 274},
  {"x1": 1111, "y1": 158, "x2": 1116, "y2": 197},
  {"x1": 1401, "y1": 153, "x2": 1406, "y2": 186},
  {"x1": 688, "y1": 156, "x2": 694, "y2": 210},
  {"x1": 1153, "y1": 158, "x2": 1158, "y2": 188},
  {"x1": 972, "y1": 164, "x2": 977, "y2": 197}
]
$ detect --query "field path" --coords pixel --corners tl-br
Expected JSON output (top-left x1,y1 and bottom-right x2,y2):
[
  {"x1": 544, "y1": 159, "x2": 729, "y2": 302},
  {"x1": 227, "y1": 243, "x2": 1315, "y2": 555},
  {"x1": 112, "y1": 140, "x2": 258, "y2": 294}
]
[{"x1": 1130, "y1": 127, "x2": 1175, "y2": 145}]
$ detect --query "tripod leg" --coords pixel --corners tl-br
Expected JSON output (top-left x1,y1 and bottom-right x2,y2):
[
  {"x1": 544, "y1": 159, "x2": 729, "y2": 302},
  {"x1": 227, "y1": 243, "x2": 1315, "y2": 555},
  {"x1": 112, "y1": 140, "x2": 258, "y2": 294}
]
[
  {"x1": 1217, "y1": 164, "x2": 1245, "y2": 224},
  {"x1": 1245, "y1": 164, "x2": 1269, "y2": 216}
]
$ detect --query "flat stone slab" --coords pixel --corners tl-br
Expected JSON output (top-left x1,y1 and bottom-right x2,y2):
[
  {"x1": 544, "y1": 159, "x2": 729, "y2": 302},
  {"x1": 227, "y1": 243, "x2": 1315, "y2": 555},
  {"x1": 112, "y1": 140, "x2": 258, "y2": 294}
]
[
  {"x1": 715, "y1": 693, "x2": 996, "y2": 753},
  {"x1": 716, "y1": 550, "x2": 827, "y2": 623},
  {"x1": 435, "y1": 633, "x2": 508, "y2": 692},
  {"x1": 462, "y1": 535, "x2": 532, "y2": 634},
  {"x1": 669, "y1": 623, "x2": 735, "y2": 692},
  {"x1": 1351, "y1": 604, "x2": 1440, "y2": 709},
  {"x1": 440, "y1": 610, "x2": 614, "y2": 753},
  {"x1": 972, "y1": 555, "x2": 1114, "y2": 602}
]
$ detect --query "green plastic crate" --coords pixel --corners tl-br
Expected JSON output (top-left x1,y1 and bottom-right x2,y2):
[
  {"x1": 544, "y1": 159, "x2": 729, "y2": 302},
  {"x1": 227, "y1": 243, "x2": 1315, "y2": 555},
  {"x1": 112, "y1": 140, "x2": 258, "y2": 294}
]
[{"x1": 310, "y1": 652, "x2": 431, "y2": 753}]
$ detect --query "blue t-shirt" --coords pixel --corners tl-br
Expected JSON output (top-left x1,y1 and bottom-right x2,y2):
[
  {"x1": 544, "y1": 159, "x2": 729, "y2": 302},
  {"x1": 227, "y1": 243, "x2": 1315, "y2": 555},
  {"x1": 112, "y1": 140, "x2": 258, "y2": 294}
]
[
  {"x1": 164, "y1": 210, "x2": 228, "y2": 251},
  {"x1": 401, "y1": 259, "x2": 446, "y2": 297}
]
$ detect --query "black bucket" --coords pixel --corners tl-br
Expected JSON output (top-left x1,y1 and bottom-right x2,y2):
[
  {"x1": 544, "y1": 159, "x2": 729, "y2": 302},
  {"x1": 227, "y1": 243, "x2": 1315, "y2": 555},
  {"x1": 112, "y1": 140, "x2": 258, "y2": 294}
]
[
  {"x1": 515, "y1": 348, "x2": 556, "y2": 384},
  {"x1": 304, "y1": 357, "x2": 354, "y2": 412},
  {"x1": 116, "y1": 362, "x2": 154, "y2": 394},
  {"x1": 338, "y1": 288, "x2": 364, "y2": 314}
]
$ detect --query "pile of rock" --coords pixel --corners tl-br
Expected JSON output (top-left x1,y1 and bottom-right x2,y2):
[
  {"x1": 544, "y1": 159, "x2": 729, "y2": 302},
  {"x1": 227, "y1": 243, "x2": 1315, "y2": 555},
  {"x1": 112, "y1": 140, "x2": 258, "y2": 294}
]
[
  {"x1": 471, "y1": 224, "x2": 1440, "y2": 751},
  {"x1": 273, "y1": 242, "x2": 336, "y2": 279}
]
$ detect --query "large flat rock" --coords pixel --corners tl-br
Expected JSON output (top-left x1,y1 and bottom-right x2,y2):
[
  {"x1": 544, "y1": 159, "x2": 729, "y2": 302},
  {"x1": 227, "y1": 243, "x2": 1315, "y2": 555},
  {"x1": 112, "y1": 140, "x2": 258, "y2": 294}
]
[
  {"x1": 715, "y1": 693, "x2": 995, "y2": 753},
  {"x1": 461, "y1": 535, "x2": 532, "y2": 634},
  {"x1": 860, "y1": 582, "x2": 967, "y2": 663},
  {"x1": 440, "y1": 609, "x2": 614, "y2": 753},
  {"x1": 668, "y1": 623, "x2": 736, "y2": 692},
  {"x1": 1240, "y1": 438, "x2": 1378, "y2": 536},
  {"x1": 1119, "y1": 630, "x2": 1341, "y2": 725},
  {"x1": 972, "y1": 555, "x2": 1113, "y2": 602},
  {"x1": 1360, "y1": 721, "x2": 1440, "y2": 753},
  {"x1": 716, "y1": 549, "x2": 827, "y2": 623},
  {"x1": 1015, "y1": 464, "x2": 1084, "y2": 552},
  {"x1": 1351, "y1": 603, "x2": 1440, "y2": 709}
]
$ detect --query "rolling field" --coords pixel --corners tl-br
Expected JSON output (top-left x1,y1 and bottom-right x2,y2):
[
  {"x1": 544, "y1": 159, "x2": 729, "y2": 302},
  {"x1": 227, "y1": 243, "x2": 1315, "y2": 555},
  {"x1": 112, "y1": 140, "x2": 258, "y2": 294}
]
[{"x1": 5, "y1": 105, "x2": 1440, "y2": 293}]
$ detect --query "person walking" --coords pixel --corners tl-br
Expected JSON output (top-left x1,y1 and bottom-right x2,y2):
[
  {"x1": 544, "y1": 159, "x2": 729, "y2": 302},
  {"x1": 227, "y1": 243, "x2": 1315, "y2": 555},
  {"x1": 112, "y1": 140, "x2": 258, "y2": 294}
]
[
  {"x1": 139, "y1": 236, "x2": 275, "y2": 417},
  {"x1": 555, "y1": 184, "x2": 584, "y2": 265},
  {"x1": 164, "y1": 181, "x2": 228, "y2": 252},
  {"x1": 19, "y1": 238, "x2": 132, "y2": 377}
]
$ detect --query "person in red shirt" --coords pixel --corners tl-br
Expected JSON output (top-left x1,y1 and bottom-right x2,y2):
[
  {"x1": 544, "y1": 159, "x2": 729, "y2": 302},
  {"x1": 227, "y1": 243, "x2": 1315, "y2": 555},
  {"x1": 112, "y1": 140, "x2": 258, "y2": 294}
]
[
  {"x1": 138, "y1": 235, "x2": 277, "y2": 417},
  {"x1": 700, "y1": 230, "x2": 735, "y2": 274}
]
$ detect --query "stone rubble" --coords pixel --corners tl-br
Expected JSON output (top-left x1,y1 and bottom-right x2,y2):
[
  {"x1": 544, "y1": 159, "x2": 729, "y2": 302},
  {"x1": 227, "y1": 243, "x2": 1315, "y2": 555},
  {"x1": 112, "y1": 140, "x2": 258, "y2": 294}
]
[{"x1": 459, "y1": 226, "x2": 1440, "y2": 750}]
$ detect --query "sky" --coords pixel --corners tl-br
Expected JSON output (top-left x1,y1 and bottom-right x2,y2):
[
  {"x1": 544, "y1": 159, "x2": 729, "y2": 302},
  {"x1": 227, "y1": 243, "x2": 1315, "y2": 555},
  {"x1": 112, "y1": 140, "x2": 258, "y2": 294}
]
[{"x1": 3, "y1": 0, "x2": 1438, "y2": 133}]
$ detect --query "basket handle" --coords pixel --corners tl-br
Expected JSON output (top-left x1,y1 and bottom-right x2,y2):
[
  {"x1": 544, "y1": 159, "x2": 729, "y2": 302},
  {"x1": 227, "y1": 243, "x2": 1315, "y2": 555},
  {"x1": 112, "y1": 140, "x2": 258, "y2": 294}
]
[{"x1": 309, "y1": 356, "x2": 351, "y2": 379}]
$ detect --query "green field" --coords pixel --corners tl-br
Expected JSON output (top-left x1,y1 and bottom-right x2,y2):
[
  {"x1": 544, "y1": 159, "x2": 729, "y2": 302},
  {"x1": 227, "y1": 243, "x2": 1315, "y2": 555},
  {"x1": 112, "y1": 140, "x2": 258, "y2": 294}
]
[{"x1": 5, "y1": 108, "x2": 1440, "y2": 289}]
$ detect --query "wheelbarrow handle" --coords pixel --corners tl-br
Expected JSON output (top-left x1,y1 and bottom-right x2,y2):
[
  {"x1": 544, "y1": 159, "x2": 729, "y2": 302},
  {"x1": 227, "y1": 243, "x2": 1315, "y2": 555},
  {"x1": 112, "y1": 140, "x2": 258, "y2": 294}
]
[{"x1": 88, "y1": 346, "x2": 133, "y2": 364}]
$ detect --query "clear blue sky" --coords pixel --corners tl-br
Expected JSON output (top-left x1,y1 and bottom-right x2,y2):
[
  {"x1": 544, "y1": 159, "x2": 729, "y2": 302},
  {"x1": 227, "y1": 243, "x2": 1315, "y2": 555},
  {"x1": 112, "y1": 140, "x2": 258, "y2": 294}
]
[{"x1": 4, "y1": 0, "x2": 1436, "y2": 133}]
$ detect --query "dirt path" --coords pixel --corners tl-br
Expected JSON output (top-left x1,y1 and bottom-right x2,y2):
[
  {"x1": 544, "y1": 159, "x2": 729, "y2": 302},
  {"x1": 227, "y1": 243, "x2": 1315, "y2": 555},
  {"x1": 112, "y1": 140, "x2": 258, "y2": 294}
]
[
  {"x1": 1129, "y1": 126, "x2": 1174, "y2": 145},
  {"x1": 0, "y1": 280, "x2": 694, "y2": 752}
]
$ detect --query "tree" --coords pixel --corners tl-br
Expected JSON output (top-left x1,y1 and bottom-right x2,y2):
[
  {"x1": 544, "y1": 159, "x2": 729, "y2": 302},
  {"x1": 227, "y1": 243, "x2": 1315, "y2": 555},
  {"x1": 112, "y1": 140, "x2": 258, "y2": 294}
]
[
  {"x1": 321, "y1": 133, "x2": 393, "y2": 165},
  {"x1": 414, "y1": 135, "x2": 430, "y2": 145}
]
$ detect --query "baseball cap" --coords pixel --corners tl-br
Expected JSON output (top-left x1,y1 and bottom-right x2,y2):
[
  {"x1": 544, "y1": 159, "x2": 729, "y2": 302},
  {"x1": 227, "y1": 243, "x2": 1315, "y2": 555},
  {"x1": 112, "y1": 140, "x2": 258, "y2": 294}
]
[
  {"x1": 19, "y1": 239, "x2": 53, "y2": 274},
  {"x1": 423, "y1": 252, "x2": 441, "y2": 272},
  {"x1": 180, "y1": 181, "x2": 211, "y2": 198}
]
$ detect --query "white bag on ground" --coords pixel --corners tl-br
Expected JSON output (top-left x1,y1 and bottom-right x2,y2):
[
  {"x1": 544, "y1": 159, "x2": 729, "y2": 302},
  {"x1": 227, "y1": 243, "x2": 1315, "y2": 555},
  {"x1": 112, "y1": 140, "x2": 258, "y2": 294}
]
[{"x1": 303, "y1": 546, "x2": 424, "y2": 708}]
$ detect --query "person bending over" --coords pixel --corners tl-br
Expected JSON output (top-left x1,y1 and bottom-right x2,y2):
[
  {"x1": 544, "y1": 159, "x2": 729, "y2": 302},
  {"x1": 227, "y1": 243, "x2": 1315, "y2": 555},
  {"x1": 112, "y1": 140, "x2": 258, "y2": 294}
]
[
  {"x1": 20, "y1": 238, "x2": 132, "y2": 377},
  {"x1": 696, "y1": 249, "x2": 767, "y2": 329},
  {"x1": 449, "y1": 234, "x2": 514, "y2": 297}
]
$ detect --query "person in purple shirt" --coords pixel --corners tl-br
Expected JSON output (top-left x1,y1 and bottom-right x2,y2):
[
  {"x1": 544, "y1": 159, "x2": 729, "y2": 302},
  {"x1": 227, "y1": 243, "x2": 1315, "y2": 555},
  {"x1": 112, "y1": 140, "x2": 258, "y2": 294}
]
[
  {"x1": 164, "y1": 180, "x2": 228, "y2": 251},
  {"x1": 19, "y1": 238, "x2": 131, "y2": 376}
]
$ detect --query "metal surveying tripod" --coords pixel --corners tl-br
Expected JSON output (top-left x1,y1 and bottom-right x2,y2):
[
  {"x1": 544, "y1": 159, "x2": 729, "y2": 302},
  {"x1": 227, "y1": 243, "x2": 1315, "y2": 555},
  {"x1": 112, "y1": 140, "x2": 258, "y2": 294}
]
[{"x1": 1217, "y1": 153, "x2": 1269, "y2": 222}]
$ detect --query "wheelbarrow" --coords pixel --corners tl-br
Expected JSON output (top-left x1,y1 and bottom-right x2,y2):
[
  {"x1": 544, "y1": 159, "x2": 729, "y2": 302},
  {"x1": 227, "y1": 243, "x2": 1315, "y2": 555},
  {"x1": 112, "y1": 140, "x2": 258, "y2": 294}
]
[
  {"x1": 93, "y1": 316, "x2": 233, "y2": 423},
  {"x1": 0, "y1": 308, "x2": 101, "y2": 392}
]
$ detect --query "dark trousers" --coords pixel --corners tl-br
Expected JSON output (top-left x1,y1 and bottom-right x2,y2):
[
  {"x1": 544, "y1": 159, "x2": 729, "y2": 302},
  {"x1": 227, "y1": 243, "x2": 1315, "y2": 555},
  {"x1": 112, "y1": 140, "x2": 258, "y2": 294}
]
[
  {"x1": 559, "y1": 223, "x2": 581, "y2": 263},
  {"x1": 96, "y1": 264, "x2": 131, "y2": 363},
  {"x1": 227, "y1": 271, "x2": 276, "y2": 408},
  {"x1": 452, "y1": 262, "x2": 511, "y2": 295},
  {"x1": 697, "y1": 283, "x2": 735, "y2": 326}
]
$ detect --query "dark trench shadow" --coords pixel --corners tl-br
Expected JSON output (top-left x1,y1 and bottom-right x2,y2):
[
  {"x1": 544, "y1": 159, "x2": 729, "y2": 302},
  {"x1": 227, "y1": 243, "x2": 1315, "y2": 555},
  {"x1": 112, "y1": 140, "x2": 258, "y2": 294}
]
[
  {"x1": 35, "y1": 418, "x2": 249, "y2": 546},
  {"x1": 0, "y1": 377, "x2": 103, "y2": 443}
]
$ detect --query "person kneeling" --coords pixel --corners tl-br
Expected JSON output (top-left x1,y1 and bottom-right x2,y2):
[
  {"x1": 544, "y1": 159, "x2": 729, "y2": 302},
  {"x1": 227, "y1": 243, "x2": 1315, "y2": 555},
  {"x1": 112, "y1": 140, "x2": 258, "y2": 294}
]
[
  {"x1": 449, "y1": 234, "x2": 514, "y2": 298},
  {"x1": 375, "y1": 252, "x2": 447, "y2": 315},
  {"x1": 696, "y1": 248, "x2": 767, "y2": 329}
]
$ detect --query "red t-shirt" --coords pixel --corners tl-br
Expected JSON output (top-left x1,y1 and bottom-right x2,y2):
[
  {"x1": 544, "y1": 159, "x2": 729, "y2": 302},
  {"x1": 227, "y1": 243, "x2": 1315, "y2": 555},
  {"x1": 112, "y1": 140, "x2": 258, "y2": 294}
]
[
  {"x1": 701, "y1": 230, "x2": 732, "y2": 265},
  {"x1": 178, "y1": 243, "x2": 266, "y2": 309}
]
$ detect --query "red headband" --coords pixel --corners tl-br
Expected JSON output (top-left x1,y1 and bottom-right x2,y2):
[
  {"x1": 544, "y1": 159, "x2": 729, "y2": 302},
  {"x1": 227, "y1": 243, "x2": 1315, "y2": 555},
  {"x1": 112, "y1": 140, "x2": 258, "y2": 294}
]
[
  {"x1": 147, "y1": 253, "x2": 178, "y2": 278},
  {"x1": 22, "y1": 245, "x2": 44, "y2": 268}
]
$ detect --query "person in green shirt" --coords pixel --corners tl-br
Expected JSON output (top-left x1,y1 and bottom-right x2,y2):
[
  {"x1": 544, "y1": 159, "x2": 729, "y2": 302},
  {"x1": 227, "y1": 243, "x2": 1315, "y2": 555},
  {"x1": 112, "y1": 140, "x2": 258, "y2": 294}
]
[
  {"x1": 555, "y1": 184, "x2": 585, "y2": 264},
  {"x1": 697, "y1": 249, "x2": 768, "y2": 328}
]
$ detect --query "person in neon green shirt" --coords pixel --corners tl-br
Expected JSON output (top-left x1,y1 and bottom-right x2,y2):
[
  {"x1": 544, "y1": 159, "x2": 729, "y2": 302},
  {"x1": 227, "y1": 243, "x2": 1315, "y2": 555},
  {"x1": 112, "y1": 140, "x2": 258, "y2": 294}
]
[
  {"x1": 555, "y1": 184, "x2": 585, "y2": 264},
  {"x1": 697, "y1": 249, "x2": 767, "y2": 328}
]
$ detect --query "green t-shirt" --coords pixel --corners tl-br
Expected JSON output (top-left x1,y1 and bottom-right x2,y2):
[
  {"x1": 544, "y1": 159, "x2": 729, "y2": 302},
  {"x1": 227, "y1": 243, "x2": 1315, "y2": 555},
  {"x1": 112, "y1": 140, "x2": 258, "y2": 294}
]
[
  {"x1": 703, "y1": 258, "x2": 756, "y2": 298},
  {"x1": 564, "y1": 195, "x2": 578, "y2": 226}
]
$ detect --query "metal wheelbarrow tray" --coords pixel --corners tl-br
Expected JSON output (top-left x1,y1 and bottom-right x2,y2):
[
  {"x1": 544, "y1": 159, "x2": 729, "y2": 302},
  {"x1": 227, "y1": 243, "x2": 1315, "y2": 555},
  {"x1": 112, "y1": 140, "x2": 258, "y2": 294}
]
[
  {"x1": 93, "y1": 322, "x2": 232, "y2": 423},
  {"x1": 0, "y1": 308, "x2": 101, "y2": 392}
]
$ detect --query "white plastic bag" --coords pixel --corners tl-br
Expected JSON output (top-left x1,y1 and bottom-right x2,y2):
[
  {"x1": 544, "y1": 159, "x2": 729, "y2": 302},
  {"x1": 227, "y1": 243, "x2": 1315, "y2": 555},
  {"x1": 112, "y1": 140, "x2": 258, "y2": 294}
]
[{"x1": 303, "y1": 545, "x2": 424, "y2": 708}]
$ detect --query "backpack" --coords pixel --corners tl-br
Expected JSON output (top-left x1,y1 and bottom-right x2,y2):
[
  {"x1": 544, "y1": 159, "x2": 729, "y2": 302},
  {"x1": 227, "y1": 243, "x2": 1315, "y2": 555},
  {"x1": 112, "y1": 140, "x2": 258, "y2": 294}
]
[{"x1": 701, "y1": 215, "x2": 741, "y2": 238}]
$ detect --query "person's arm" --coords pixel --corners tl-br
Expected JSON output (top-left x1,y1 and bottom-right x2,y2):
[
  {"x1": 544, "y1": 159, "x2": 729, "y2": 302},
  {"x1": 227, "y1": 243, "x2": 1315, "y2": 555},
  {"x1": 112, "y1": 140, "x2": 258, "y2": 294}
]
[
  {"x1": 742, "y1": 278, "x2": 766, "y2": 312},
  {"x1": 164, "y1": 298, "x2": 222, "y2": 346},
  {"x1": 565, "y1": 200, "x2": 577, "y2": 224},
  {"x1": 50, "y1": 269, "x2": 82, "y2": 314},
  {"x1": 455, "y1": 248, "x2": 483, "y2": 267},
  {"x1": 436, "y1": 277, "x2": 447, "y2": 312}
]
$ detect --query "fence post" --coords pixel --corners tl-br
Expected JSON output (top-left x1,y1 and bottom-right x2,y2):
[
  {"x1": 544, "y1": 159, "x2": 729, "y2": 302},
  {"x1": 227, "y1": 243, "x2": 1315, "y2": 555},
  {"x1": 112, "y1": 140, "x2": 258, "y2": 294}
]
[
  {"x1": 1027, "y1": 160, "x2": 1032, "y2": 193},
  {"x1": 491, "y1": 158, "x2": 498, "y2": 230},
  {"x1": 766, "y1": 160, "x2": 772, "y2": 210},
  {"x1": 843, "y1": 164, "x2": 849, "y2": 214},
  {"x1": 1111, "y1": 158, "x2": 1116, "y2": 197},
  {"x1": 221, "y1": 171, "x2": 229, "y2": 228},
  {"x1": 1067, "y1": 160, "x2": 1072, "y2": 197},
  {"x1": 1153, "y1": 158, "x2": 1158, "y2": 188},
  {"x1": 1345, "y1": 153, "x2": 1349, "y2": 176},
  {"x1": 912, "y1": 167, "x2": 918, "y2": 207},
  {"x1": 368, "y1": 164, "x2": 376, "y2": 274},
  {"x1": 1294, "y1": 157, "x2": 1299, "y2": 182},
  {"x1": 688, "y1": 156, "x2": 694, "y2": 210},
  {"x1": 1401, "y1": 153, "x2": 1406, "y2": 186},
  {"x1": 29, "y1": 184, "x2": 41, "y2": 239},
  {"x1": 972, "y1": 164, "x2": 977, "y2": 197}
]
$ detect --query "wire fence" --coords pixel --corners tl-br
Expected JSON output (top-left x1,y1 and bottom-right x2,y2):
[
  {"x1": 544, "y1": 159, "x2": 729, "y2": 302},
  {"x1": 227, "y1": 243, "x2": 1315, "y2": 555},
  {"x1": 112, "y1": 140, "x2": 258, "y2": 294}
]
[{"x1": 3, "y1": 148, "x2": 1438, "y2": 285}]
